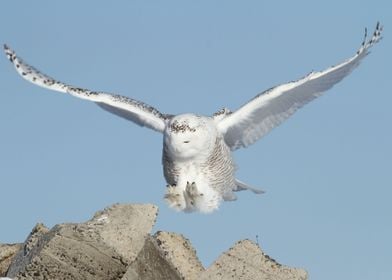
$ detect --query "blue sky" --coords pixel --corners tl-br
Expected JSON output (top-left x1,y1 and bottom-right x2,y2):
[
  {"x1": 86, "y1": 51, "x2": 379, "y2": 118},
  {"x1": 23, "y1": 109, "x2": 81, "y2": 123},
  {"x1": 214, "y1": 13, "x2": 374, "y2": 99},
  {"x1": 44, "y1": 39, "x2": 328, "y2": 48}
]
[{"x1": 0, "y1": 1, "x2": 391, "y2": 279}]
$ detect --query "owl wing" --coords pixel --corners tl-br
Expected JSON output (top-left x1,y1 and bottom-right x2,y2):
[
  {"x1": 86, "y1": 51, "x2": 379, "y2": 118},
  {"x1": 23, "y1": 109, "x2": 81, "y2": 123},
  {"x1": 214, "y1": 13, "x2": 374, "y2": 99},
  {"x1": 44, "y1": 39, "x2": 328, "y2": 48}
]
[
  {"x1": 4, "y1": 45, "x2": 167, "y2": 133},
  {"x1": 217, "y1": 23, "x2": 383, "y2": 150}
]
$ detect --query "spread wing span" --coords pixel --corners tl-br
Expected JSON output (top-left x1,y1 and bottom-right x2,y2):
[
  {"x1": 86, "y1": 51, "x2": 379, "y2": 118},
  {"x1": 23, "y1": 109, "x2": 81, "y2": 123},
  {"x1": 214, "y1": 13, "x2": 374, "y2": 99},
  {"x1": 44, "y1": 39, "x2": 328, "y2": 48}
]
[
  {"x1": 217, "y1": 23, "x2": 383, "y2": 150},
  {"x1": 4, "y1": 45, "x2": 167, "y2": 133}
]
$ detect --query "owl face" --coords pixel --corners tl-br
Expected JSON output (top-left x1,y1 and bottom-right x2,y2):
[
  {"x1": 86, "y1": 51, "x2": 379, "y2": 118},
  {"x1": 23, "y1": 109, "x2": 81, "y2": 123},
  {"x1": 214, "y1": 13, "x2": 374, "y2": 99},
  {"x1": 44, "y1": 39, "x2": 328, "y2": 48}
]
[{"x1": 164, "y1": 114, "x2": 217, "y2": 160}]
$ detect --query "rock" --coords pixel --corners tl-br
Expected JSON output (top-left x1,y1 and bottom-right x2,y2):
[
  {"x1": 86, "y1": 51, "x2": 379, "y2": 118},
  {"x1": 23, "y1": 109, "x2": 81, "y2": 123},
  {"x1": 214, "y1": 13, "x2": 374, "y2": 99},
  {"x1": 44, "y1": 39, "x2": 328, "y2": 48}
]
[
  {"x1": 153, "y1": 231, "x2": 204, "y2": 280},
  {"x1": 122, "y1": 236, "x2": 182, "y2": 280},
  {"x1": 3, "y1": 204, "x2": 308, "y2": 279},
  {"x1": 0, "y1": 243, "x2": 22, "y2": 276},
  {"x1": 200, "y1": 239, "x2": 308, "y2": 280},
  {"x1": 7, "y1": 204, "x2": 158, "y2": 280},
  {"x1": 5, "y1": 223, "x2": 49, "y2": 277},
  {"x1": 88, "y1": 203, "x2": 158, "y2": 263},
  {"x1": 122, "y1": 231, "x2": 204, "y2": 280}
]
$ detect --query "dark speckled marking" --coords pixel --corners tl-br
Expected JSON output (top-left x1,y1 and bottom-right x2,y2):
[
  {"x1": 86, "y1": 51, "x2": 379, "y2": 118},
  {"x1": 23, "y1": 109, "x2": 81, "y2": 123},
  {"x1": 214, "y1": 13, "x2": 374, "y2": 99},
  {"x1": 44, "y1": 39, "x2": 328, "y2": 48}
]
[
  {"x1": 169, "y1": 120, "x2": 196, "y2": 133},
  {"x1": 357, "y1": 22, "x2": 382, "y2": 55},
  {"x1": 3, "y1": 44, "x2": 168, "y2": 131},
  {"x1": 213, "y1": 107, "x2": 232, "y2": 117},
  {"x1": 4, "y1": 45, "x2": 16, "y2": 62},
  {"x1": 111, "y1": 94, "x2": 165, "y2": 119},
  {"x1": 68, "y1": 87, "x2": 100, "y2": 97}
]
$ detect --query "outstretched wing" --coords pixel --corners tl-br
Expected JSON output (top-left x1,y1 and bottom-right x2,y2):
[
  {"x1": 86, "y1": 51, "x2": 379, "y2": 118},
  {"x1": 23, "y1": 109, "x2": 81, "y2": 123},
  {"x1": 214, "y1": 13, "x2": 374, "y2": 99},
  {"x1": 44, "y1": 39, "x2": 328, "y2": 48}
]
[
  {"x1": 217, "y1": 23, "x2": 383, "y2": 150},
  {"x1": 4, "y1": 45, "x2": 167, "y2": 133}
]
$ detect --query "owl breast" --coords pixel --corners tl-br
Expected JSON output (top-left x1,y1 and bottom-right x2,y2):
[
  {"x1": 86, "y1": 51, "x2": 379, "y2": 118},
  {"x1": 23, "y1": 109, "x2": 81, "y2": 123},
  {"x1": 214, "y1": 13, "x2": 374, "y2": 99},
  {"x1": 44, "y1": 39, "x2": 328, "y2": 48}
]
[
  {"x1": 163, "y1": 136, "x2": 235, "y2": 186},
  {"x1": 162, "y1": 135, "x2": 237, "y2": 212},
  {"x1": 161, "y1": 113, "x2": 237, "y2": 212}
]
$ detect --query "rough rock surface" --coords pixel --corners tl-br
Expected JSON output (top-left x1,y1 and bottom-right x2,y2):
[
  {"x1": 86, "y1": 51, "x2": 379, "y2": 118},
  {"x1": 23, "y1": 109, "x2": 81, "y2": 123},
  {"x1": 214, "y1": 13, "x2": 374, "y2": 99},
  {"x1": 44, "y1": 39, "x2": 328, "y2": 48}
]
[
  {"x1": 122, "y1": 231, "x2": 204, "y2": 280},
  {"x1": 0, "y1": 243, "x2": 21, "y2": 276},
  {"x1": 6, "y1": 204, "x2": 158, "y2": 280},
  {"x1": 201, "y1": 239, "x2": 308, "y2": 280},
  {"x1": 153, "y1": 231, "x2": 204, "y2": 280},
  {"x1": 88, "y1": 203, "x2": 158, "y2": 263},
  {"x1": 122, "y1": 235, "x2": 182, "y2": 280},
  {"x1": 4, "y1": 204, "x2": 307, "y2": 280},
  {"x1": 6, "y1": 223, "x2": 49, "y2": 277}
]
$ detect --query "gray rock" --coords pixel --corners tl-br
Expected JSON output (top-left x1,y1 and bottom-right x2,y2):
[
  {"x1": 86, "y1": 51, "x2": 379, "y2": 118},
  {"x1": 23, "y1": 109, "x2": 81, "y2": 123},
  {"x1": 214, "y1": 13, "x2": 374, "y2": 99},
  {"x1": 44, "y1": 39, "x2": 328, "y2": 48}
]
[
  {"x1": 153, "y1": 231, "x2": 204, "y2": 280},
  {"x1": 122, "y1": 236, "x2": 182, "y2": 280},
  {"x1": 6, "y1": 223, "x2": 49, "y2": 277},
  {"x1": 88, "y1": 203, "x2": 158, "y2": 263},
  {"x1": 0, "y1": 243, "x2": 22, "y2": 276},
  {"x1": 7, "y1": 204, "x2": 158, "y2": 280},
  {"x1": 200, "y1": 239, "x2": 308, "y2": 280},
  {"x1": 122, "y1": 231, "x2": 204, "y2": 280},
  {"x1": 3, "y1": 204, "x2": 308, "y2": 279}
]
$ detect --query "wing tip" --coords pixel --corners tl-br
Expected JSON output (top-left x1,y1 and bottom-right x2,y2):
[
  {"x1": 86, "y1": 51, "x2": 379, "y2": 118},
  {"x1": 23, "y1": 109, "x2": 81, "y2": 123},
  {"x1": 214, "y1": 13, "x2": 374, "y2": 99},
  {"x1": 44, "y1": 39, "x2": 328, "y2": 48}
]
[
  {"x1": 358, "y1": 22, "x2": 383, "y2": 55},
  {"x1": 3, "y1": 43, "x2": 15, "y2": 62}
]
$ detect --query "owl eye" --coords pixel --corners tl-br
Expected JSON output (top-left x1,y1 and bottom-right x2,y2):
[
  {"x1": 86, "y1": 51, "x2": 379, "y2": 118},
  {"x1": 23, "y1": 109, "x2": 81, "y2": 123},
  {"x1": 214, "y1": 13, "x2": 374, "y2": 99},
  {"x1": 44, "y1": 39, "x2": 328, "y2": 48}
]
[{"x1": 183, "y1": 140, "x2": 190, "y2": 143}]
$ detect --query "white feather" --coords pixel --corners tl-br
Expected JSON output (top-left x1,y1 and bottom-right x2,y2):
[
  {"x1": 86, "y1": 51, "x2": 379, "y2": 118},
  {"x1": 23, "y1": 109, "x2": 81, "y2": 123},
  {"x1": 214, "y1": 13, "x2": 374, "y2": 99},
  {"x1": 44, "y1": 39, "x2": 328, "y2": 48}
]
[
  {"x1": 4, "y1": 23, "x2": 382, "y2": 213},
  {"x1": 217, "y1": 23, "x2": 383, "y2": 150},
  {"x1": 3, "y1": 44, "x2": 167, "y2": 133}
]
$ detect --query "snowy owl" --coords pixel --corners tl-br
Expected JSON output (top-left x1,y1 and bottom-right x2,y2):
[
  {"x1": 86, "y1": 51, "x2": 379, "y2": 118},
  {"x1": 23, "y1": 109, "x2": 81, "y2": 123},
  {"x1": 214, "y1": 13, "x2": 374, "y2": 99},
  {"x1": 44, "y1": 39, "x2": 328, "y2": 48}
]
[{"x1": 4, "y1": 23, "x2": 382, "y2": 213}]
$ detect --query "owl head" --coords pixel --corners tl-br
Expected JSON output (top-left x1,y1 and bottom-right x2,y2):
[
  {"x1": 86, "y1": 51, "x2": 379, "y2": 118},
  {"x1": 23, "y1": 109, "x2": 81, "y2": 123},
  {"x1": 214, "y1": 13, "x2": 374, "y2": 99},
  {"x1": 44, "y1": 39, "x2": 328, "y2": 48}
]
[{"x1": 164, "y1": 114, "x2": 217, "y2": 160}]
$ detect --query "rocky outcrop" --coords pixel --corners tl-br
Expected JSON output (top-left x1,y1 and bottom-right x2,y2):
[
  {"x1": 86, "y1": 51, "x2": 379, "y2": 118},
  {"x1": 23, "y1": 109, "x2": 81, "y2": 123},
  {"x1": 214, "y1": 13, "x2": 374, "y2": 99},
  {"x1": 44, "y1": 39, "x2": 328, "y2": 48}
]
[
  {"x1": 2, "y1": 204, "x2": 308, "y2": 280},
  {"x1": 0, "y1": 243, "x2": 21, "y2": 276},
  {"x1": 5, "y1": 223, "x2": 49, "y2": 278},
  {"x1": 122, "y1": 231, "x2": 204, "y2": 280},
  {"x1": 201, "y1": 240, "x2": 307, "y2": 280},
  {"x1": 6, "y1": 204, "x2": 158, "y2": 280}
]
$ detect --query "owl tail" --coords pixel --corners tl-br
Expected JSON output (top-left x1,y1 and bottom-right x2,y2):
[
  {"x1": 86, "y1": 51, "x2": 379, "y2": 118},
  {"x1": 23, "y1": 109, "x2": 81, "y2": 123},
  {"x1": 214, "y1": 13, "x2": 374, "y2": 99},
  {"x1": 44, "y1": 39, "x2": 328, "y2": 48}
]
[{"x1": 235, "y1": 179, "x2": 265, "y2": 194}]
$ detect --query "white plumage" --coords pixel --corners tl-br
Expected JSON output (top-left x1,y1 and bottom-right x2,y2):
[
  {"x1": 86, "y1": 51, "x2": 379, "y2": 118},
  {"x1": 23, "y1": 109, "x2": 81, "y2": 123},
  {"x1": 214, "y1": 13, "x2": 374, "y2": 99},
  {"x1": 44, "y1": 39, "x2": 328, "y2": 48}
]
[{"x1": 4, "y1": 23, "x2": 382, "y2": 213}]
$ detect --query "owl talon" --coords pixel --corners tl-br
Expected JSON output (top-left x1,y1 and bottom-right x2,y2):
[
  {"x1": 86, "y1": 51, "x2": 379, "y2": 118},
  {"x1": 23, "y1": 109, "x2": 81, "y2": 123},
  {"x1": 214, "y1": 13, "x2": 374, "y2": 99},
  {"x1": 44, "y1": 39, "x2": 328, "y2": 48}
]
[
  {"x1": 164, "y1": 184, "x2": 185, "y2": 210},
  {"x1": 185, "y1": 182, "x2": 204, "y2": 199},
  {"x1": 165, "y1": 184, "x2": 180, "y2": 198}
]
